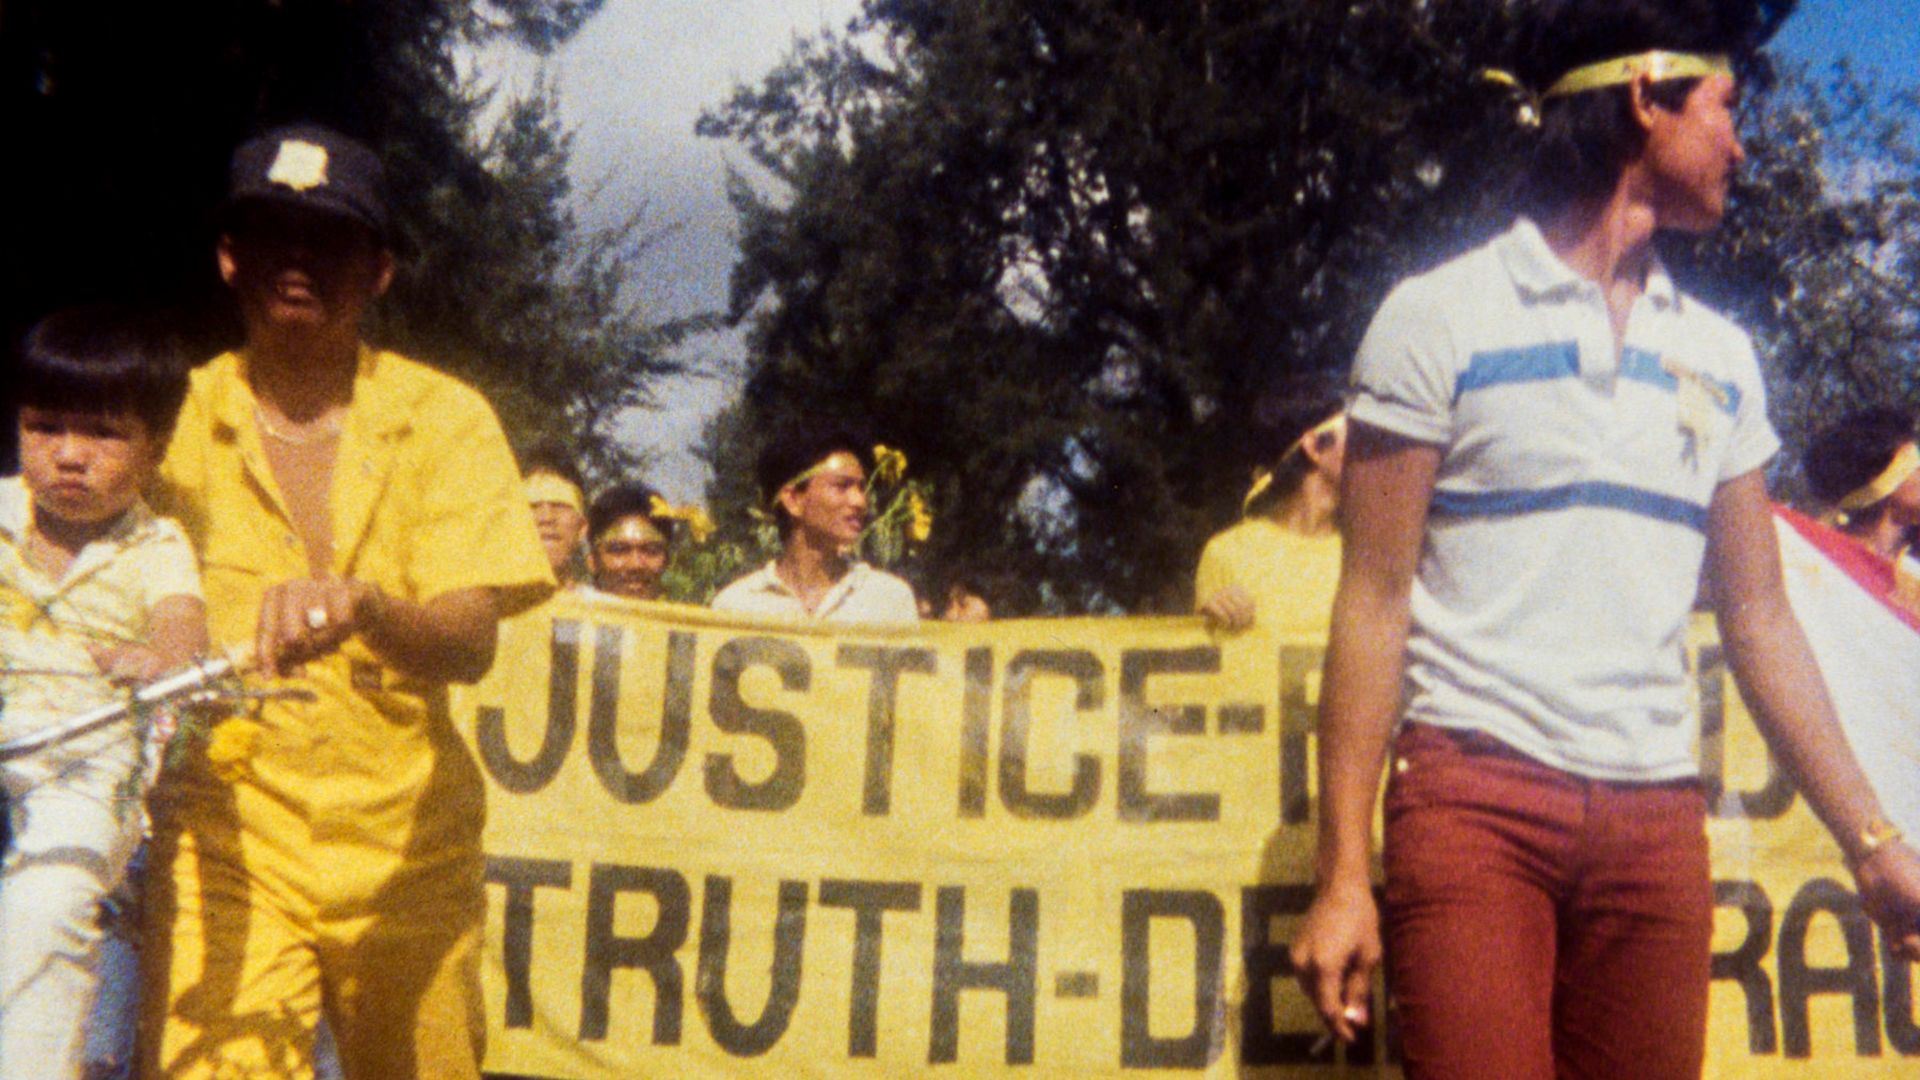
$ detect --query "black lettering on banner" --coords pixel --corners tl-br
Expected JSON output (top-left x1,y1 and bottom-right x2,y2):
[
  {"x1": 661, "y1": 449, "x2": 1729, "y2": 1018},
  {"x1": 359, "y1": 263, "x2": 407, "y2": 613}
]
[
  {"x1": 476, "y1": 618, "x2": 580, "y2": 793},
  {"x1": 1240, "y1": 884, "x2": 1377, "y2": 1065},
  {"x1": 819, "y1": 879, "x2": 923, "y2": 1057},
  {"x1": 958, "y1": 647, "x2": 993, "y2": 817},
  {"x1": 1881, "y1": 932, "x2": 1920, "y2": 1056},
  {"x1": 696, "y1": 876, "x2": 808, "y2": 1056},
  {"x1": 579, "y1": 864, "x2": 690, "y2": 1045},
  {"x1": 588, "y1": 628, "x2": 694, "y2": 804},
  {"x1": 1118, "y1": 648, "x2": 1221, "y2": 823},
  {"x1": 1278, "y1": 645, "x2": 1323, "y2": 825},
  {"x1": 929, "y1": 886, "x2": 1039, "y2": 1065},
  {"x1": 839, "y1": 644, "x2": 938, "y2": 815},
  {"x1": 1120, "y1": 889, "x2": 1226, "y2": 1068},
  {"x1": 1694, "y1": 643, "x2": 1794, "y2": 820},
  {"x1": 485, "y1": 856, "x2": 572, "y2": 1029},
  {"x1": 705, "y1": 637, "x2": 809, "y2": 811},
  {"x1": 1710, "y1": 879, "x2": 1777, "y2": 1054},
  {"x1": 1778, "y1": 878, "x2": 1881, "y2": 1058},
  {"x1": 999, "y1": 650, "x2": 1103, "y2": 819}
]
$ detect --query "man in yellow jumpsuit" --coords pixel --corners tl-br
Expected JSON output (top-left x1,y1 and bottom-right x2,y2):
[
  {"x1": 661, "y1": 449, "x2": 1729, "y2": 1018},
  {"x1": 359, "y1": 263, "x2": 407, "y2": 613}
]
[{"x1": 140, "y1": 123, "x2": 554, "y2": 1079}]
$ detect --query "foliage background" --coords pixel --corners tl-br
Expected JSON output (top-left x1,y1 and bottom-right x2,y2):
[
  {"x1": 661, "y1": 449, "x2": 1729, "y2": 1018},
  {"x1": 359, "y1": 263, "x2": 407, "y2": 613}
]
[
  {"x1": 697, "y1": 0, "x2": 1920, "y2": 612},
  {"x1": 0, "y1": 0, "x2": 694, "y2": 479}
]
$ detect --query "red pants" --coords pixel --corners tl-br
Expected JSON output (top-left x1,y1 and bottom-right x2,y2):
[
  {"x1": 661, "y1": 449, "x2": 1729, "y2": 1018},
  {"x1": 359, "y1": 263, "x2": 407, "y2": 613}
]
[{"x1": 1382, "y1": 723, "x2": 1713, "y2": 1080}]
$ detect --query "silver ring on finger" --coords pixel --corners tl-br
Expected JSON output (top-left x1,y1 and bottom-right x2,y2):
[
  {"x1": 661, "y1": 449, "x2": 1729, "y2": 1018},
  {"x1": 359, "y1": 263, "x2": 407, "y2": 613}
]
[{"x1": 305, "y1": 605, "x2": 330, "y2": 632}]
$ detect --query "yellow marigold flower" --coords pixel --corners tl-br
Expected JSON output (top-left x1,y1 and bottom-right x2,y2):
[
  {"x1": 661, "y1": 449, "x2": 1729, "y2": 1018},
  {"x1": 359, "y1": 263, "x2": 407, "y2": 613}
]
[
  {"x1": 872, "y1": 444, "x2": 908, "y2": 487},
  {"x1": 908, "y1": 490, "x2": 933, "y2": 542},
  {"x1": 204, "y1": 717, "x2": 262, "y2": 783},
  {"x1": 684, "y1": 508, "x2": 716, "y2": 543},
  {"x1": 648, "y1": 495, "x2": 718, "y2": 543}
]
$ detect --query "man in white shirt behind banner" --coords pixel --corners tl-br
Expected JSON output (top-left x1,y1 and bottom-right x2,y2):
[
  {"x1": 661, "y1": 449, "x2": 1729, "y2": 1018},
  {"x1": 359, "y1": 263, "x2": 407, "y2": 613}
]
[{"x1": 711, "y1": 423, "x2": 918, "y2": 625}]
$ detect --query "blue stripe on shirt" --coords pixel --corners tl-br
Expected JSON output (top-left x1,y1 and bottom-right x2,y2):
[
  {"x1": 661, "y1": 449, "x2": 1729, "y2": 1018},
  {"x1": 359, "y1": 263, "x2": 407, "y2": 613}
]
[
  {"x1": 1430, "y1": 482, "x2": 1709, "y2": 532},
  {"x1": 1454, "y1": 343, "x2": 1741, "y2": 417},
  {"x1": 1453, "y1": 342, "x2": 1579, "y2": 401}
]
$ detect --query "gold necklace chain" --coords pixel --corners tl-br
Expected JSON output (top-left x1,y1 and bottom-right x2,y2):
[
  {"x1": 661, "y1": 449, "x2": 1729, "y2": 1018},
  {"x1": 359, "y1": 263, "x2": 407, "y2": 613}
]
[{"x1": 253, "y1": 402, "x2": 343, "y2": 446}]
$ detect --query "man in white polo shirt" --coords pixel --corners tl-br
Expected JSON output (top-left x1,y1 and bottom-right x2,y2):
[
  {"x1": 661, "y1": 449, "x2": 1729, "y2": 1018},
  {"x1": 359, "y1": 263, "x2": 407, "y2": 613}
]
[
  {"x1": 710, "y1": 423, "x2": 918, "y2": 625},
  {"x1": 1289, "y1": 3, "x2": 1920, "y2": 1078}
]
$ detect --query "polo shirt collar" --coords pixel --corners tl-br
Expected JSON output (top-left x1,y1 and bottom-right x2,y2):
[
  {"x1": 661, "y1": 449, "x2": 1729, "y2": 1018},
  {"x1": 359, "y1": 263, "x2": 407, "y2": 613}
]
[
  {"x1": 753, "y1": 557, "x2": 872, "y2": 614},
  {"x1": 204, "y1": 343, "x2": 415, "y2": 576},
  {"x1": 207, "y1": 344, "x2": 413, "y2": 440},
  {"x1": 1499, "y1": 217, "x2": 1680, "y2": 310}
]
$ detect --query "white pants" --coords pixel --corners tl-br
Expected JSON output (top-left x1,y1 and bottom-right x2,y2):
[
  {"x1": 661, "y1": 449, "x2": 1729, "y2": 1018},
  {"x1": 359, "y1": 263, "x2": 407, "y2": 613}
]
[{"x1": 0, "y1": 734, "x2": 144, "y2": 1080}]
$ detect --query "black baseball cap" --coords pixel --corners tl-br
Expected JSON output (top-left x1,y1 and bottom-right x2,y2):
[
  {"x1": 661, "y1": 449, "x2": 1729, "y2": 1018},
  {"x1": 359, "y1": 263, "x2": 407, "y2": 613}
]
[{"x1": 224, "y1": 123, "x2": 387, "y2": 235}]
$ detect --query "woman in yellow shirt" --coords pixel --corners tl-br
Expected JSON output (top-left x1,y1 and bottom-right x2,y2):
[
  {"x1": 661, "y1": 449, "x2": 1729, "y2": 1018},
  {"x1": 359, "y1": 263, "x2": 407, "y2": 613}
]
[{"x1": 1195, "y1": 408, "x2": 1345, "y2": 635}]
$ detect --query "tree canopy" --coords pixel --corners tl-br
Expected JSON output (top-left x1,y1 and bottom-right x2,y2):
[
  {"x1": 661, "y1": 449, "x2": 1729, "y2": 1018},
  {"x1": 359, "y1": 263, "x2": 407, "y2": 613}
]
[
  {"x1": 700, "y1": 0, "x2": 1920, "y2": 612},
  {"x1": 1, "y1": 0, "x2": 685, "y2": 475}
]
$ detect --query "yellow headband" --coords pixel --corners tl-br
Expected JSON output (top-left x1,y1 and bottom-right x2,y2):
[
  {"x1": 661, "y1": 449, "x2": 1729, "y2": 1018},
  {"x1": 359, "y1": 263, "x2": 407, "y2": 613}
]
[
  {"x1": 780, "y1": 450, "x2": 864, "y2": 499},
  {"x1": 1838, "y1": 442, "x2": 1920, "y2": 513},
  {"x1": 594, "y1": 515, "x2": 668, "y2": 549},
  {"x1": 1544, "y1": 51, "x2": 1732, "y2": 98},
  {"x1": 525, "y1": 472, "x2": 584, "y2": 515}
]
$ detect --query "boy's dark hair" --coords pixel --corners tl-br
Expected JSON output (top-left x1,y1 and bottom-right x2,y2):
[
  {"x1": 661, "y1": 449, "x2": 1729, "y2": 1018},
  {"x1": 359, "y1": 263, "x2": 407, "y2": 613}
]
[
  {"x1": 1513, "y1": 0, "x2": 1770, "y2": 220},
  {"x1": 1246, "y1": 393, "x2": 1345, "y2": 516},
  {"x1": 1805, "y1": 406, "x2": 1916, "y2": 522},
  {"x1": 588, "y1": 483, "x2": 674, "y2": 542},
  {"x1": 18, "y1": 305, "x2": 189, "y2": 436},
  {"x1": 521, "y1": 440, "x2": 587, "y2": 494},
  {"x1": 755, "y1": 422, "x2": 871, "y2": 536}
]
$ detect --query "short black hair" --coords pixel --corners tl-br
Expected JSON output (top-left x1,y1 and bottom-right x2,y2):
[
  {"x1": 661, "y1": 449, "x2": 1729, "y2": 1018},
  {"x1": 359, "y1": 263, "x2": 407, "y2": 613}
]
[
  {"x1": 755, "y1": 422, "x2": 871, "y2": 535},
  {"x1": 1514, "y1": 0, "x2": 1768, "y2": 219},
  {"x1": 17, "y1": 305, "x2": 189, "y2": 436},
  {"x1": 588, "y1": 482, "x2": 674, "y2": 542},
  {"x1": 521, "y1": 440, "x2": 586, "y2": 494},
  {"x1": 1804, "y1": 406, "x2": 1916, "y2": 519},
  {"x1": 1245, "y1": 394, "x2": 1344, "y2": 515}
]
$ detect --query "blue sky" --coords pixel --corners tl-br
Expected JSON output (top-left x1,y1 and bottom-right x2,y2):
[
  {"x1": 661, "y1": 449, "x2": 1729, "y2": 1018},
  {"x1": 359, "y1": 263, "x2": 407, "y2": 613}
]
[{"x1": 1773, "y1": 0, "x2": 1917, "y2": 85}]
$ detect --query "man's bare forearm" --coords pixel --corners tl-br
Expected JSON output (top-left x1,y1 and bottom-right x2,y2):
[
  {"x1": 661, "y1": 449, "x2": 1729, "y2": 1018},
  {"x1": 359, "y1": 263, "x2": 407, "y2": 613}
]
[
  {"x1": 1718, "y1": 588, "x2": 1888, "y2": 860},
  {"x1": 1708, "y1": 472, "x2": 1890, "y2": 861},
  {"x1": 352, "y1": 583, "x2": 500, "y2": 684},
  {"x1": 1312, "y1": 424, "x2": 1439, "y2": 886},
  {"x1": 1315, "y1": 578, "x2": 1410, "y2": 886}
]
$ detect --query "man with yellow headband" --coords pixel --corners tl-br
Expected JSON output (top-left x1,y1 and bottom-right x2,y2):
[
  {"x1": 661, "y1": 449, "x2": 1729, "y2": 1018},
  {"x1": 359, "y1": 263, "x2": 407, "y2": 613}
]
[
  {"x1": 1802, "y1": 407, "x2": 1920, "y2": 573},
  {"x1": 1194, "y1": 402, "x2": 1345, "y2": 634},
  {"x1": 1290, "y1": 5, "x2": 1920, "y2": 1078},
  {"x1": 521, "y1": 442, "x2": 591, "y2": 589},
  {"x1": 581, "y1": 483, "x2": 675, "y2": 602},
  {"x1": 710, "y1": 423, "x2": 918, "y2": 624}
]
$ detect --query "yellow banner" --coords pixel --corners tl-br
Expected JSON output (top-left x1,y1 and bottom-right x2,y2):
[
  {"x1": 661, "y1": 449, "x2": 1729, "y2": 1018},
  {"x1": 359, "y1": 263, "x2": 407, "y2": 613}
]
[{"x1": 454, "y1": 598, "x2": 1917, "y2": 1078}]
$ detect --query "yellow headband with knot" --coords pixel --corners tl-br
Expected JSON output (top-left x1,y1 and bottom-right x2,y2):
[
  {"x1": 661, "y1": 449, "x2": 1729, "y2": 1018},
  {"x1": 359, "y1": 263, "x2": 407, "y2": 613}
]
[
  {"x1": 1479, "y1": 51, "x2": 1732, "y2": 129},
  {"x1": 1837, "y1": 442, "x2": 1920, "y2": 516},
  {"x1": 1478, "y1": 68, "x2": 1542, "y2": 129}
]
